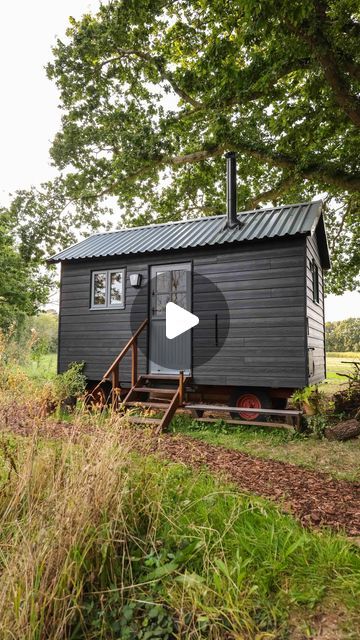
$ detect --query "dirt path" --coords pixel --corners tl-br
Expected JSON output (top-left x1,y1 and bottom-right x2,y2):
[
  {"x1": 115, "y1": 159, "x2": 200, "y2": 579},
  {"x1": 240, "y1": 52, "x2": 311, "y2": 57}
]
[
  {"x1": 151, "y1": 434, "x2": 360, "y2": 536},
  {"x1": 1, "y1": 411, "x2": 360, "y2": 536}
]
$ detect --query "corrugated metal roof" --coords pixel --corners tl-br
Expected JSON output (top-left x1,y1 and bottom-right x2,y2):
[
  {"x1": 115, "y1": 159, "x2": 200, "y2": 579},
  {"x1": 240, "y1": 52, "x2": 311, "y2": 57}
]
[{"x1": 48, "y1": 200, "x2": 326, "y2": 264}]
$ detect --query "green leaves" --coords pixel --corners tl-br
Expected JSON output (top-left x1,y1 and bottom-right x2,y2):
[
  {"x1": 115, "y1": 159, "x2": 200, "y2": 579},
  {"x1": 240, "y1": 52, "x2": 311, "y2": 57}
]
[
  {"x1": 326, "y1": 318, "x2": 360, "y2": 352},
  {"x1": 0, "y1": 210, "x2": 51, "y2": 332},
  {"x1": 5, "y1": 0, "x2": 360, "y2": 294}
]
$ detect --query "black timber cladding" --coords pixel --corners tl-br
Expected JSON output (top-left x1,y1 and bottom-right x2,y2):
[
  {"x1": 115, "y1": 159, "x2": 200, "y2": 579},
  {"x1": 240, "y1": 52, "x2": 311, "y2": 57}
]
[
  {"x1": 58, "y1": 237, "x2": 309, "y2": 388},
  {"x1": 306, "y1": 231, "x2": 326, "y2": 384}
]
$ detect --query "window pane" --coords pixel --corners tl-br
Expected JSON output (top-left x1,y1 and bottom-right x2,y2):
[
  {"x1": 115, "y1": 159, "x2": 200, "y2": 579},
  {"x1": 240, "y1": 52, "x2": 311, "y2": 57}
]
[
  {"x1": 156, "y1": 271, "x2": 171, "y2": 293},
  {"x1": 312, "y1": 262, "x2": 319, "y2": 303},
  {"x1": 154, "y1": 293, "x2": 170, "y2": 316},
  {"x1": 93, "y1": 273, "x2": 106, "y2": 305},
  {"x1": 171, "y1": 270, "x2": 186, "y2": 292},
  {"x1": 110, "y1": 271, "x2": 123, "y2": 305},
  {"x1": 172, "y1": 291, "x2": 187, "y2": 308}
]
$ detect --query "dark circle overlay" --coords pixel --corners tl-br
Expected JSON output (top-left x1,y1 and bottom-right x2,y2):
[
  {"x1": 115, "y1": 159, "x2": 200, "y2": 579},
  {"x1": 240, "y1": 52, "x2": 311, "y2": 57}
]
[{"x1": 130, "y1": 271, "x2": 230, "y2": 370}]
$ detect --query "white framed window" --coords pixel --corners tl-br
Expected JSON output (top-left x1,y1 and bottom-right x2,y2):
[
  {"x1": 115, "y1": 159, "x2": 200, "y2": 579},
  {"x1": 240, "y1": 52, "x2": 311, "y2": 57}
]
[{"x1": 91, "y1": 269, "x2": 125, "y2": 309}]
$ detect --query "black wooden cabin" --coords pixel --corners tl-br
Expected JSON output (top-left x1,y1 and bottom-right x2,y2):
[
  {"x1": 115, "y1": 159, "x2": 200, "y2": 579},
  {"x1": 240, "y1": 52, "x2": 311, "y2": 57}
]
[{"x1": 49, "y1": 158, "x2": 330, "y2": 428}]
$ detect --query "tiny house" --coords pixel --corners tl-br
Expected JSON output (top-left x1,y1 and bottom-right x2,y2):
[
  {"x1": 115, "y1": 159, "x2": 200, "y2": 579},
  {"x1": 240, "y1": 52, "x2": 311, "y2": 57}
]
[{"x1": 49, "y1": 155, "x2": 330, "y2": 425}]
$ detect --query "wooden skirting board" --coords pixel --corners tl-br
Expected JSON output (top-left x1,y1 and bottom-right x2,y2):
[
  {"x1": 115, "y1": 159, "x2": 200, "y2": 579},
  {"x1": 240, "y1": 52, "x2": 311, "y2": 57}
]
[
  {"x1": 184, "y1": 415, "x2": 294, "y2": 430},
  {"x1": 183, "y1": 403, "x2": 302, "y2": 430}
]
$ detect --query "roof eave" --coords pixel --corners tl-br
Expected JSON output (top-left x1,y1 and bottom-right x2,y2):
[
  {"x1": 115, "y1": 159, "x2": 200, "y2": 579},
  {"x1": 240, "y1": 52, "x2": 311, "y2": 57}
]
[{"x1": 315, "y1": 213, "x2": 331, "y2": 270}]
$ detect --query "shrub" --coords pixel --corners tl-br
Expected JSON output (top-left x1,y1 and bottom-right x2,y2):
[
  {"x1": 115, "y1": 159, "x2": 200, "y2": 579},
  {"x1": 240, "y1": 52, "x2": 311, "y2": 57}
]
[
  {"x1": 291, "y1": 386, "x2": 327, "y2": 414},
  {"x1": 53, "y1": 361, "x2": 87, "y2": 402},
  {"x1": 305, "y1": 414, "x2": 329, "y2": 439}
]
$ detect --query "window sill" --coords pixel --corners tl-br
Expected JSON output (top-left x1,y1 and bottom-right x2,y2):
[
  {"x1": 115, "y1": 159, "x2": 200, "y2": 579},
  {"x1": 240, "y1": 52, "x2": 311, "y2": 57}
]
[{"x1": 90, "y1": 306, "x2": 125, "y2": 311}]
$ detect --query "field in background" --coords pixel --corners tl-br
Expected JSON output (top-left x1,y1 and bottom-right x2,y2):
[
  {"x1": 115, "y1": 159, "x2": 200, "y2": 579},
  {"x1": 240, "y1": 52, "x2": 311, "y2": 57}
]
[
  {"x1": 22, "y1": 352, "x2": 57, "y2": 381},
  {"x1": 21, "y1": 352, "x2": 359, "y2": 389},
  {"x1": 321, "y1": 352, "x2": 360, "y2": 395},
  {"x1": 326, "y1": 352, "x2": 360, "y2": 378}
]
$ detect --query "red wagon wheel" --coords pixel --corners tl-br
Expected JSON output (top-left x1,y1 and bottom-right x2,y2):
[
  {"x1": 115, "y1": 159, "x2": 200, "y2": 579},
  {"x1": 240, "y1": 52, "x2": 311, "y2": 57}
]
[
  {"x1": 236, "y1": 393, "x2": 262, "y2": 421},
  {"x1": 230, "y1": 389, "x2": 271, "y2": 421}
]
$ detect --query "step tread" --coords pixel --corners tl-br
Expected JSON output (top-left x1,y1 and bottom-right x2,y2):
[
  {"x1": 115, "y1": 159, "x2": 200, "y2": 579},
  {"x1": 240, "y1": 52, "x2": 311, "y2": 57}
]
[
  {"x1": 126, "y1": 401, "x2": 171, "y2": 409},
  {"x1": 132, "y1": 387, "x2": 178, "y2": 394},
  {"x1": 127, "y1": 416, "x2": 162, "y2": 424},
  {"x1": 142, "y1": 374, "x2": 183, "y2": 380}
]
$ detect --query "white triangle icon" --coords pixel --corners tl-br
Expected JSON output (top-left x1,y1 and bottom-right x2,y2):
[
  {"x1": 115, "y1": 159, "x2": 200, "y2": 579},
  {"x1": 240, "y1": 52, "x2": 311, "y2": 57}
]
[{"x1": 166, "y1": 302, "x2": 199, "y2": 339}]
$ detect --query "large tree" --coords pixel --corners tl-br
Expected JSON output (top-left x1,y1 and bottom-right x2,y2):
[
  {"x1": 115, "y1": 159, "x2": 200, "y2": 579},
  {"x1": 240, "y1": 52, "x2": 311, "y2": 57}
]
[
  {"x1": 326, "y1": 318, "x2": 360, "y2": 351},
  {"x1": 0, "y1": 210, "x2": 50, "y2": 332},
  {"x1": 19, "y1": 0, "x2": 360, "y2": 293}
]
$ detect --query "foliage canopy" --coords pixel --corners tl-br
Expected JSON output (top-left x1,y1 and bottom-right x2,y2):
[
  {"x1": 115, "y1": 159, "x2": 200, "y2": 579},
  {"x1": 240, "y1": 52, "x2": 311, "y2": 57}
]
[
  {"x1": 0, "y1": 210, "x2": 50, "y2": 332},
  {"x1": 3, "y1": 0, "x2": 360, "y2": 295},
  {"x1": 326, "y1": 317, "x2": 360, "y2": 351}
]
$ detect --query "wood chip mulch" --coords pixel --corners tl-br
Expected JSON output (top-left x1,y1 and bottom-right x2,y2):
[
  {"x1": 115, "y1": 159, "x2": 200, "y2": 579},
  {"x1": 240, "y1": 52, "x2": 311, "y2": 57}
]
[
  {"x1": 146, "y1": 434, "x2": 360, "y2": 537},
  {"x1": 1, "y1": 407, "x2": 360, "y2": 536}
]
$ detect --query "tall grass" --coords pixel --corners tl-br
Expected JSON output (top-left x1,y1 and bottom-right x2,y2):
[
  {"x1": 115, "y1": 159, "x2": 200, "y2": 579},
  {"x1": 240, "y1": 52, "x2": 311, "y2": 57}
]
[{"x1": 0, "y1": 425, "x2": 359, "y2": 639}]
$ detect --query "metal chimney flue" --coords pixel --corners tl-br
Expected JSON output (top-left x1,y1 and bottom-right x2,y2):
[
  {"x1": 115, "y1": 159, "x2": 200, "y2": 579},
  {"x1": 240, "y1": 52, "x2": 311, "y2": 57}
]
[{"x1": 225, "y1": 151, "x2": 240, "y2": 229}]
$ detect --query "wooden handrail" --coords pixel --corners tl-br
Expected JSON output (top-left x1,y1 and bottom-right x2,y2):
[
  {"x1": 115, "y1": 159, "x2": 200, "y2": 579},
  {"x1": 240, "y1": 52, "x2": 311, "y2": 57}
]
[{"x1": 92, "y1": 318, "x2": 148, "y2": 395}]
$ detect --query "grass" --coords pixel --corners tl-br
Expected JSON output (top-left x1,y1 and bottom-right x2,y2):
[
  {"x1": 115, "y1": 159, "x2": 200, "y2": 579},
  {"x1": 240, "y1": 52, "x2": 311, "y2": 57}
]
[
  {"x1": 22, "y1": 352, "x2": 57, "y2": 381},
  {"x1": 0, "y1": 426, "x2": 359, "y2": 639},
  {"x1": 320, "y1": 352, "x2": 360, "y2": 394},
  {"x1": 0, "y1": 352, "x2": 359, "y2": 637}
]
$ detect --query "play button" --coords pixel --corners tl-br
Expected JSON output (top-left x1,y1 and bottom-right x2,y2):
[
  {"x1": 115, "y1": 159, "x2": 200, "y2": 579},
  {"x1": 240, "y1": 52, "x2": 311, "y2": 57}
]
[
  {"x1": 166, "y1": 302, "x2": 199, "y2": 339},
  {"x1": 130, "y1": 272, "x2": 230, "y2": 370}
]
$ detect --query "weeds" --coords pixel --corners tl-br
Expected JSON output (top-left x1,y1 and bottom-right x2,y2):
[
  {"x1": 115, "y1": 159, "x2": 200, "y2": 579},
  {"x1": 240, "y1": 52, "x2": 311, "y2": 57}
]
[{"x1": 0, "y1": 427, "x2": 358, "y2": 638}]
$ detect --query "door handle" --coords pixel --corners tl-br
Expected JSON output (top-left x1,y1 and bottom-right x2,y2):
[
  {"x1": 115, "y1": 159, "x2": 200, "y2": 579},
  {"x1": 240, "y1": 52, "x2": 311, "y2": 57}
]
[{"x1": 215, "y1": 314, "x2": 219, "y2": 346}]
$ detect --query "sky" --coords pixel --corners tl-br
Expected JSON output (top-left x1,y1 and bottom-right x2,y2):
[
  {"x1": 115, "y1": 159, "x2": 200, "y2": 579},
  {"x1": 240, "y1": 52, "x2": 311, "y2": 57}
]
[{"x1": 0, "y1": 1, "x2": 359, "y2": 322}]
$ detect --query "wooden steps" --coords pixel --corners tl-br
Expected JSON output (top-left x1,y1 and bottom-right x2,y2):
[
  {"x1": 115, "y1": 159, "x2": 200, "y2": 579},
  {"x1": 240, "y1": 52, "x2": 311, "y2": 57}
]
[
  {"x1": 127, "y1": 416, "x2": 162, "y2": 425},
  {"x1": 131, "y1": 387, "x2": 175, "y2": 394},
  {"x1": 126, "y1": 401, "x2": 172, "y2": 409},
  {"x1": 123, "y1": 372, "x2": 189, "y2": 432},
  {"x1": 142, "y1": 374, "x2": 181, "y2": 380}
]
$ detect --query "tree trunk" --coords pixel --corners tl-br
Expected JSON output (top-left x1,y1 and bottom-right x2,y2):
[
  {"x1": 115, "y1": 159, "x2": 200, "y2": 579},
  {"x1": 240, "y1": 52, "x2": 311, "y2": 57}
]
[{"x1": 325, "y1": 419, "x2": 360, "y2": 441}]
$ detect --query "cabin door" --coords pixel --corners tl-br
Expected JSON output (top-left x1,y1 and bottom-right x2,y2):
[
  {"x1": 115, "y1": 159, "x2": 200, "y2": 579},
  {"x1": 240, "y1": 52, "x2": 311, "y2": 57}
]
[{"x1": 149, "y1": 263, "x2": 192, "y2": 375}]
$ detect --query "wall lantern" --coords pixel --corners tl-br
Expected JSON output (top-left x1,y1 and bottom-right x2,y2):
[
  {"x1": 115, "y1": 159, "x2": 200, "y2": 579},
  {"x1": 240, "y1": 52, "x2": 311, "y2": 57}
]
[{"x1": 129, "y1": 273, "x2": 142, "y2": 288}]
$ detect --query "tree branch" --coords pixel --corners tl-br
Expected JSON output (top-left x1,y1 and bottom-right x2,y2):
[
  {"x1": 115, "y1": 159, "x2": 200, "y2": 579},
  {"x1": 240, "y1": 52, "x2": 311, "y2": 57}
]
[
  {"x1": 329, "y1": 197, "x2": 353, "y2": 251},
  {"x1": 105, "y1": 48, "x2": 203, "y2": 109},
  {"x1": 286, "y1": 21, "x2": 360, "y2": 127},
  {"x1": 96, "y1": 142, "x2": 360, "y2": 198},
  {"x1": 101, "y1": 53, "x2": 311, "y2": 119},
  {"x1": 245, "y1": 175, "x2": 296, "y2": 209},
  {"x1": 342, "y1": 58, "x2": 360, "y2": 82}
]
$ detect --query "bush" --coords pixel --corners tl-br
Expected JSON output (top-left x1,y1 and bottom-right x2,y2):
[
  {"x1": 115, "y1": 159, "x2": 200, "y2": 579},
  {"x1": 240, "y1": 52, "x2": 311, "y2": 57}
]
[
  {"x1": 305, "y1": 414, "x2": 329, "y2": 439},
  {"x1": 291, "y1": 386, "x2": 327, "y2": 414},
  {"x1": 53, "y1": 361, "x2": 87, "y2": 402}
]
